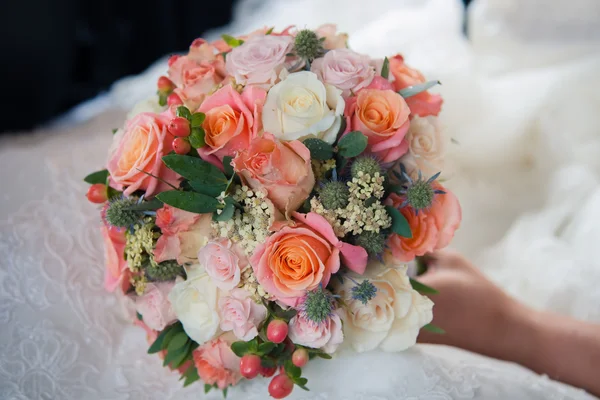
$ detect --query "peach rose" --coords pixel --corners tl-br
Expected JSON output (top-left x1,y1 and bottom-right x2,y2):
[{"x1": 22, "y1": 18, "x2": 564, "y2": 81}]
[
  {"x1": 344, "y1": 77, "x2": 411, "y2": 163},
  {"x1": 197, "y1": 84, "x2": 267, "y2": 166},
  {"x1": 389, "y1": 54, "x2": 443, "y2": 117},
  {"x1": 168, "y1": 39, "x2": 226, "y2": 110},
  {"x1": 135, "y1": 282, "x2": 177, "y2": 331},
  {"x1": 385, "y1": 184, "x2": 461, "y2": 262},
  {"x1": 193, "y1": 333, "x2": 242, "y2": 390},
  {"x1": 218, "y1": 288, "x2": 267, "y2": 341},
  {"x1": 288, "y1": 311, "x2": 344, "y2": 354},
  {"x1": 311, "y1": 49, "x2": 375, "y2": 95},
  {"x1": 154, "y1": 205, "x2": 213, "y2": 265},
  {"x1": 225, "y1": 34, "x2": 293, "y2": 89},
  {"x1": 232, "y1": 134, "x2": 315, "y2": 216},
  {"x1": 199, "y1": 239, "x2": 244, "y2": 291},
  {"x1": 250, "y1": 212, "x2": 367, "y2": 306},
  {"x1": 101, "y1": 224, "x2": 130, "y2": 293},
  {"x1": 315, "y1": 24, "x2": 348, "y2": 50},
  {"x1": 107, "y1": 112, "x2": 180, "y2": 197}
]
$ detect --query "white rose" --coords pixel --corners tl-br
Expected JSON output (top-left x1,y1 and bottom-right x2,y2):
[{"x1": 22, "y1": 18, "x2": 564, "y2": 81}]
[
  {"x1": 127, "y1": 96, "x2": 166, "y2": 119},
  {"x1": 399, "y1": 116, "x2": 447, "y2": 178},
  {"x1": 262, "y1": 71, "x2": 345, "y2": 144},
  {"x1": 332, "y1": 265, "x2": 433, "y2": 352},
  {"x1": 168, "y1": 264, "x2": 221, "y2": 345}
]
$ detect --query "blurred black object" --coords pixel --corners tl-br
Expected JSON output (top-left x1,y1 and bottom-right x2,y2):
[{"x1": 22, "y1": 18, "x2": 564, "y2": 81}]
[{"x1": 0, "y1": 0, "x2": 235, "y2": 132}]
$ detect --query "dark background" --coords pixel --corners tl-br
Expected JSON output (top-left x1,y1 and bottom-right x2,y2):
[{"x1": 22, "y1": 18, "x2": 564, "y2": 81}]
[{"x1": 0, "y1": 0, "x2": 472, "y2": 132}]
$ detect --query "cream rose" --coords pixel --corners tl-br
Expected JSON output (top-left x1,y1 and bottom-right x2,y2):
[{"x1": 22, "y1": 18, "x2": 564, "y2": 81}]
[
  {"x1": 168, "y1": 264, "x2": 221, "y2": 345},
  {"x1": 399, "y1": 116, "x2": 447, "y2": 177},
  {"x1": 262, "y1": 71, "x2": 345, "y2": 144},
  {"x1": 332, "y1": 265, "x2": 433, "y2": 352}
]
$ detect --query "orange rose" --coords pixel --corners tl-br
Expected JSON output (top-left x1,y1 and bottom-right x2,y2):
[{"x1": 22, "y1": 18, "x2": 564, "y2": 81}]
[
  {"x1": 389, "y1": 54, "x2": 443, "y2": 117},
  {"x1": 385, "y1": 183, "x2": 461, "y2": 262},
  {"x1": 344, "y1": 77, "x2": 411, "y2": 163},
  {"x1": 233, "y1": 134, "x2": 314, "y2": 216},
  {"x1": 107, "y1": 112, "x2": 180, "y2": 197},
  {"x1": 250, "y1": 212, "x2": 367, "y2": 306}
]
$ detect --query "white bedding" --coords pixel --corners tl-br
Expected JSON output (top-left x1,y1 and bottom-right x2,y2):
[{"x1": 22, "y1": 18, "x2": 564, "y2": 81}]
[{"x1": 1, "y1": 0, "x2": 599, "y2": 398}]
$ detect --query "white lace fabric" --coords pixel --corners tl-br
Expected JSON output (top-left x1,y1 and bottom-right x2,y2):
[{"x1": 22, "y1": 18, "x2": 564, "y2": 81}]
[{"x1": 2, "y1": 0, "x2": 600, "y2": 398}]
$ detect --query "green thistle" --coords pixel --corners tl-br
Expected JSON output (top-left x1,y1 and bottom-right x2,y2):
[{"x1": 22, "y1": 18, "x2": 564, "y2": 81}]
[
  {"x1": 351, "y1": 279, "x2": 377, "y2": 305},
  {"x1": 320, "y1": 181, "x2": 350, "y2": 210},
  {"x1": 144, "y1": 259, "x2": 184, "y2": 282},
  {"x1": 300, "y1": 287, "x2": 334, "y2": 324},
  {"x1": 397, "y1": 170, "x2": 445, "y2": 213},
  {"x1": 353, "y1": 231, "x2": 386, "y2": 256},
  {"x1": 294, "y1": 29, "x2": 323, "y2": 61},
  {"x1": 105, "y1": 196, "x2": 142, "y2": 227},
  {"x1": 351, "y1": 156, "x2": 382, "y2": 179}
]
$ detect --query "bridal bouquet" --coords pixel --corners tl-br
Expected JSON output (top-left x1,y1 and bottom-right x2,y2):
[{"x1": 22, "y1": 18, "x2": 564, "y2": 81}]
[{"x1": 85, "y1": 24, "x2": 461, "y2": 399}]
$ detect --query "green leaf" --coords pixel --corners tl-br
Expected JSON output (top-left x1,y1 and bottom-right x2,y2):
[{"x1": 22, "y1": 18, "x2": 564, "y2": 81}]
[
  {"x1": 230, "y1": 341, "x2": 250, "y2": 357},
  {"x1": 222, "y1": 387, "x2": 228, "y2": 398},
  {"x1": 167, "y1": 332, "x2": 189, "y2": 352},
  {"x1": 316, "y1": 352, "x2": 332, "y2": 360},
  {"x1": 191, "y1": 112, "x2": 205, "y2": 128},
  {"x1": 189, "y1": 127, "x2": 206, "y2": 148},
  {"x1": 162, "y1": 154, "x2": 226, "y2": 184},
  {"x1": 84, "y1": 169, "x2": 108, "y2": 185},
  {"x1": 295, "y1": 377, "x2": 309, "y2": 391},
  {"x1": 258, "y1": 342, "x2": 276, "y2": 355},
  {"x1": 385, "y1": 205, "x2": 412, "y2": 238},
  {"x1": 213, "y1": 197, "x2": 236, "y2": 222},
  {"x1": 123, "y1": 198, "x2": 163, "y2": 211},
  {"x1": 284, "y1": 360, "x2": 302, "y2": 379},
  {"x1": 189, "y1": 180, "x2": 227, "y2": 198},
  {"x1": 265, "y1": 27, "x2": 274, "y2": 35},
  {"x1": 410, "y1": 278, "x2": 439, "y2": 295},
  {"x1": 337, "y1": 131, "x2": 368, "y2": 158},
  {"x1": 222, "y1": 156, "x2": 234, "y2": 177},
  {"x1": 303, "y1": 138, "x2": 334, "y2": 160},
  {"x1": 183, "y1": 365, "x2": 200, "y2": 387},
  {"x1": 422, "y1": 323, "x2": 445, "y2": 334},
  {"x1": 204, "y1": 383, "x2": 213, "y2": 393},
  {"x1": 221, "y1": 34, "x2": 244, "y2": 48},
  {"x1": 112, "y1": 128, "x2": 118, "y2": 135},
  {"x1": 156, "y1": 190, "x2": 220, "y2": 214},
  {"x1": 158, "y1": 92, "x2": 168, "y2": 107},
  {"x1": 147, "y1": 325, "x2": 174, "y2": 354},
  {"x1": 163, "y1": 343, "x2": 187, "y2": 367},
  {"x1": 176, "y1": 106, "x2": 192, "y2": 120},
  {"x1": 171, "y1": 341, "x2": 192, "y2": 368},
  {"x1": 381, "y1": 57, "x2": 390, "y2": 79},
  {"x1": 398, "y1": 80, "x2": 440, "y2": 98}
]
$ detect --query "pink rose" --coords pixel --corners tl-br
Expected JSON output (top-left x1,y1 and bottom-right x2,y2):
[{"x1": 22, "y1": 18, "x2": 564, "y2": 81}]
[
  {"x1": 233, "y1": 134, "x2": 314, "y2": 216},
  {"x1": 154, "y1": 205, "x2": 213, "y2": 264},
  {"x1": 199, "y1": 240, "x2": 244, "y2": 290},
  {"x1": 135, "y1": 282, "x2": 177, "y2": 331},
  {"x1": 197, "y1": 84, "x2": 267, "y2": 166},
  {"x1": 311, "y1": 49, "x2": 374, "y2": 95},
  {"x1": 107, "y1": 112, "x2": 180, "y2": 197},
  {"x1": 225, "y1": 35, "x2": 293, "y2": 89},
  {"x1": 288, "y1": 311, "x2": 344, "y2": 354},
  {"x1": 315, "y1": 24, "x2": 348, "y2": 50},
  {"x1": 218, "y1": 288, "x2": 268, "y2": 341},
  {"x1": 251, "y1": 212, "x2": 367, "y2": 306},
  {"x1": 385, "y1": 183, "x2": 461, "y2": 262},
  {"x1": 101, "y1": 224, "x2": 130, "y2": 293},
  {"x1": 193, "y1": 333, "x2": 242, "y2": 390},
  {"x1": 168, "y1": 39, "x2": 226, "y2": 110},
  {"x1": 344, "y1": 77, "x2": 411, "y2": 163},
  {"x1": 388, "y1": 54, "x2": 442, "y2": 117}
]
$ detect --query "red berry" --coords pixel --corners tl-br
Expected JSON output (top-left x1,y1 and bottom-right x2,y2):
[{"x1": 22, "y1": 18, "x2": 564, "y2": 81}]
[
  {"x1": 167, "y1": 93, "x2": 183, "y2": 107},
  {"x1": 172, "y1": 137, "x2": 191, "y2": 155},
  {"x1": 157, "y1": 75, "x2": 174, "y2": 92},
  {"x1": 86, "y1": 184, "x2": 108, "y2": 204},
  {"x1": 260, "y1": 366, "x2": 277, "y2": 378},
  {"x1": 284, "y1": 338, "x2": 295, "y2": 353},
  {"x1": 268, "y1": 374, "x2": 294, "y2": 399},
  {"x1": 267, "y1": 320, "x2": 289, "y2": 344},
  {"x1": 292, "y1": 348, "x2": 309, "y2": 367},
  {"x1": 240, "y1": 354, "x2": 262, "y2": 379},
  {"x1": 168, "y1": 117, "x2": 191, "y2": 137}
]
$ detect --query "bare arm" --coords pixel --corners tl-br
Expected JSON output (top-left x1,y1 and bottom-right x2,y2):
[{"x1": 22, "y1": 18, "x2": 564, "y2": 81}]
[{"x1": 417, "y1": 251, "x2": 600, "y2": 397}]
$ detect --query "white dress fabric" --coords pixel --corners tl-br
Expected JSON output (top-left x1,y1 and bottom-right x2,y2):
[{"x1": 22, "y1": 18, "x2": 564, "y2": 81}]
[{"x1": 1, "y1": 0, "x2": 600, "y2": 399}]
